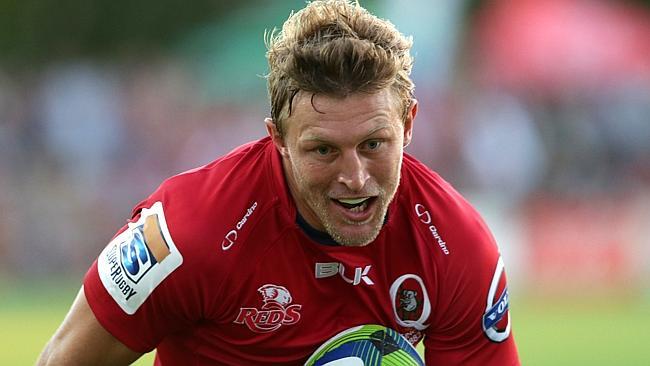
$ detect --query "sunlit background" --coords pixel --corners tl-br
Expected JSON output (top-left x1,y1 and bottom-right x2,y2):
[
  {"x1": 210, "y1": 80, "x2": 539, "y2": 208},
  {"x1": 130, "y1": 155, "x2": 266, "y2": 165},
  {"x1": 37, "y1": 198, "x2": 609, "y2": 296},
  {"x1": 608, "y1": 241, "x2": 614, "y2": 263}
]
[{"x1": 1, "y1": 0, "x2": 649, "y2": 364}]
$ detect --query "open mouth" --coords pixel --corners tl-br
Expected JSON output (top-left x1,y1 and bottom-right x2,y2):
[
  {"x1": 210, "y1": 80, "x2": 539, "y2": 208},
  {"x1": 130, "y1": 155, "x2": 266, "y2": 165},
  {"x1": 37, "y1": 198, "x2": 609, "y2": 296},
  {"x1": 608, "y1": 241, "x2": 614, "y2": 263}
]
[{"x1": 332, "y1": 197, "x2": 376, "y2": 213}]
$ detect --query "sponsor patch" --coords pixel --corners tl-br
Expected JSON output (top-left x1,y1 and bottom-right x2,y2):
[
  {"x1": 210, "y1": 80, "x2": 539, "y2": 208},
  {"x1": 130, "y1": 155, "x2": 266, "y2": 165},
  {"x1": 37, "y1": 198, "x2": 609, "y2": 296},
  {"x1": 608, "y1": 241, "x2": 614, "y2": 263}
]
[
  {"x1": 414, "y1": 203, "x2": 450, "y2": 255},
  {"x1": 482, "y1": 256, "x2": 512, "y2": 342},
  {"x1": 97, "y1": 201, "x2": 182, "y2": 314},
  {"x1": 222, "y1": 201, "x2": 257, "y2": 251},
  {"x1": 234, "y1": 284, "x2": 302, "y2": 333}
]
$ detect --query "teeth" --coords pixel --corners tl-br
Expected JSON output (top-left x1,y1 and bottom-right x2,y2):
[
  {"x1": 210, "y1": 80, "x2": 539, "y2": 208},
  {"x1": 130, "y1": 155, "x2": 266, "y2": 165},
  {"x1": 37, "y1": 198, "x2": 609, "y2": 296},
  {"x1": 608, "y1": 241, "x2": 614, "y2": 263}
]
[
  {"x1": 338, "y1": 197, "x2": 369, "y2": 205},
  {"x1": 349, "y1": 201, "x2": 368, "y2": 213}
]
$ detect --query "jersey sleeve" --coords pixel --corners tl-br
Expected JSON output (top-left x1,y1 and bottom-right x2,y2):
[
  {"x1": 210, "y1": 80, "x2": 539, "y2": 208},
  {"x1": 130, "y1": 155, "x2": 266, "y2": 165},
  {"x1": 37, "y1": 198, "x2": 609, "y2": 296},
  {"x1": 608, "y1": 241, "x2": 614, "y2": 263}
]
[
  {"x1": 83, "y1": 198, "x2": 196, "y2": 353},
  {"x1": 423, "y1": 197, "x2": 520, "y2": 365}
]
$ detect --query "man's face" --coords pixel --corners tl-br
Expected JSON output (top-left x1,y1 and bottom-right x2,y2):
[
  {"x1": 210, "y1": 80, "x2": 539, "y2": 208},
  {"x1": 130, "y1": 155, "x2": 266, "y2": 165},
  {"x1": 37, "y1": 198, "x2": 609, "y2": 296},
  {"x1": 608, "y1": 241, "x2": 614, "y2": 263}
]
[{"x1": 266, "y1": 89, "x2": 416, "y2": 247}]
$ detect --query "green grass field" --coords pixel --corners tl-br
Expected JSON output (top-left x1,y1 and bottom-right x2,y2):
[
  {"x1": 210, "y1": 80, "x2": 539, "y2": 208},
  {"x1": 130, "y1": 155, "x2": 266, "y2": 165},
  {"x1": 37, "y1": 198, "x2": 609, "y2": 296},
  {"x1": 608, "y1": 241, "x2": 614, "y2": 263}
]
[{"x1": 2, "y1": 279, "x2": 649, "y2": 365}]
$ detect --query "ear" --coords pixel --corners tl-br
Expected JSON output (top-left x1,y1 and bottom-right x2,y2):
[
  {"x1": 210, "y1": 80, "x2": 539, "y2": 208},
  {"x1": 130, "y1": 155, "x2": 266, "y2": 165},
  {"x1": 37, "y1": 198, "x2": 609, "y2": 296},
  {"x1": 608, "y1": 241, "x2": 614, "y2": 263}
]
[
  {"x1": 403, "y1": 99, "x2": 418, "y2": 147},
  {"x1": 265, "y1": 118, "x2": 289, "y2": 157}
]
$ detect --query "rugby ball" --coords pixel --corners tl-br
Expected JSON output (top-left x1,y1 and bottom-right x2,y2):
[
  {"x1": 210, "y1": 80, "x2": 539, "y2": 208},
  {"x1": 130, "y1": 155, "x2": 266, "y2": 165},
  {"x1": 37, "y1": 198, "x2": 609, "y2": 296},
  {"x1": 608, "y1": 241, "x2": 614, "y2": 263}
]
[{"x1": 305, "y1": 324, "x2": 424, "y2": 366}]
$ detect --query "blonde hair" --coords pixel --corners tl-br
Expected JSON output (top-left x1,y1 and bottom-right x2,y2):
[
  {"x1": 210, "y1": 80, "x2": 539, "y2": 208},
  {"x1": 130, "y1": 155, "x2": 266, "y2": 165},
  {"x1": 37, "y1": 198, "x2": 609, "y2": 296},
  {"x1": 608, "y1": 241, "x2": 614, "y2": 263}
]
[{"x1": 266, "y1": 0, "x2": 414, "y2": 135}]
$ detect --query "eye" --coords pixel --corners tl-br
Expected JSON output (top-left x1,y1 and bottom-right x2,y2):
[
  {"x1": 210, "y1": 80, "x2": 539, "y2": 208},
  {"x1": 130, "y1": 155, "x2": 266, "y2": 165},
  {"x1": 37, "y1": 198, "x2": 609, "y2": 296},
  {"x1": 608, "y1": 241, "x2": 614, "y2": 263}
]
[
  {"x1": 365, "y1": 140, "x2": 382, "y2": 150},
  {"x1": 316, "y1": 145, "x2": 332, "y2": 155}
]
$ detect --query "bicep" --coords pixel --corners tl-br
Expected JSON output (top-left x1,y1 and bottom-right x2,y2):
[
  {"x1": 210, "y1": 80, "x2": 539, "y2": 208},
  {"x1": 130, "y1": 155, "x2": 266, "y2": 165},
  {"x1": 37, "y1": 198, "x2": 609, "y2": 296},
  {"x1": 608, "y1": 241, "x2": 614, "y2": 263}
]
[
  {"x1": 37, "y1": 286, "x2": 143, "y2": 366},
  {"x1": 423, "y1": 253, "x2": 518, "y2": 365}
]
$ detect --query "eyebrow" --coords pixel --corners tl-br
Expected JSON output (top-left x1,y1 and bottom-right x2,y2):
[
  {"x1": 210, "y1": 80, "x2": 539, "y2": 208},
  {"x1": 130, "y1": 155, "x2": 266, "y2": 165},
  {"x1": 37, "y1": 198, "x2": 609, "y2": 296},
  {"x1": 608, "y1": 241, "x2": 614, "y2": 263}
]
[
  {"x1": 363, "y1": 124, "x2": 392, "y2": 138},
  {"x1": 300, "y1": 125, "x2": 391, "y2": 144}
]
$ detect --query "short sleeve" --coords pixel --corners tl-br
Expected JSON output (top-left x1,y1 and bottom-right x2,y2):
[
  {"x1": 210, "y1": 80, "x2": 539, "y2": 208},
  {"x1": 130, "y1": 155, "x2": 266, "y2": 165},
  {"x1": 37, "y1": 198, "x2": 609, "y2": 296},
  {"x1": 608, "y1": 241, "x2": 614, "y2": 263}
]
[
  {"x1": 423, "y1": 201, "x2": 520, "y2": 365},
  {"x1": 83, "y1": 200, "x2": 195, "y2": 353}
]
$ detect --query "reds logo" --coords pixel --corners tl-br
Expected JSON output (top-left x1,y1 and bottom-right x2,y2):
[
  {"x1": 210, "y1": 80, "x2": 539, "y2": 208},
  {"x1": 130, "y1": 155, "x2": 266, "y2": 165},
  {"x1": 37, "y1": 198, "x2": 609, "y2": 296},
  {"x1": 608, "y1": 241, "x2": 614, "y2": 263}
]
[{"x1": 234, "y1": 284, "x2": 302, "y2": 333}]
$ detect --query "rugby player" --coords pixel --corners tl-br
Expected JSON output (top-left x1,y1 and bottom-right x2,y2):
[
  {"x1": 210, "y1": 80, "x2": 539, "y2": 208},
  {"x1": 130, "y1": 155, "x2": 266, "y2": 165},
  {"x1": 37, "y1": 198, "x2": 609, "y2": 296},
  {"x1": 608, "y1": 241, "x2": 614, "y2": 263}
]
[{"x1": 38, "y1": 1, "x2": 520, "y2": 364}]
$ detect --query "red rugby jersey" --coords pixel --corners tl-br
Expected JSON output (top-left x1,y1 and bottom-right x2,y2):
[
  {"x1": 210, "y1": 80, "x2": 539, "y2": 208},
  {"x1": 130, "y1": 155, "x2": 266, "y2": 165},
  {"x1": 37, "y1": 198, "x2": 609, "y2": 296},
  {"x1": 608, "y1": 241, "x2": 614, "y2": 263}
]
[{"x1": 84, "y1": 137, "x2": 520, "y2": 365}]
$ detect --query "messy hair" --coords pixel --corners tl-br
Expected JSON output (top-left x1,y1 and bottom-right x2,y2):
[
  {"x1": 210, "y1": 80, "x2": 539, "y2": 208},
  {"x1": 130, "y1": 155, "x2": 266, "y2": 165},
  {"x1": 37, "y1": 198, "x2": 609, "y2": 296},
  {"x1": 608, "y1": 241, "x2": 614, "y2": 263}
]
[{"x1": 266, "y1": 0, "x2": 415, "y2": 135}]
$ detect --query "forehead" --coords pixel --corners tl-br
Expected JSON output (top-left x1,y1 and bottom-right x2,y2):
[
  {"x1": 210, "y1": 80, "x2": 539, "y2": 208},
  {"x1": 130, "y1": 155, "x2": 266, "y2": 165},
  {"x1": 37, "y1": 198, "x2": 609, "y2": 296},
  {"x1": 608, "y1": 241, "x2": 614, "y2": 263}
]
[{"x1": 286, "y1": 89, "x2": 402, "y2": 139}]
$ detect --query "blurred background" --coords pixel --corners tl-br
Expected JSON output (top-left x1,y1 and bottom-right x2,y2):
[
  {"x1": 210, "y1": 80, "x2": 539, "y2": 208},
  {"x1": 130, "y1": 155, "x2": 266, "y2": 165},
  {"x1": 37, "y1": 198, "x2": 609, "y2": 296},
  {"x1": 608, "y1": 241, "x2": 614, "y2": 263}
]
[{"x1": 1, "y1": 0, "x2": 649, "y2": 364}]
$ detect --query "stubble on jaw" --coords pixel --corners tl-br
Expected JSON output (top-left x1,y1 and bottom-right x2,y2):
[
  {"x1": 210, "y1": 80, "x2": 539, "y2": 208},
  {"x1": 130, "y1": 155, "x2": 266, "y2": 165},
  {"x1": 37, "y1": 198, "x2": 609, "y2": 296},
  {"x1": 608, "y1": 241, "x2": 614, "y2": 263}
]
[{"x1": 292, "y1": 163, "x2": 402, "y2": 247}]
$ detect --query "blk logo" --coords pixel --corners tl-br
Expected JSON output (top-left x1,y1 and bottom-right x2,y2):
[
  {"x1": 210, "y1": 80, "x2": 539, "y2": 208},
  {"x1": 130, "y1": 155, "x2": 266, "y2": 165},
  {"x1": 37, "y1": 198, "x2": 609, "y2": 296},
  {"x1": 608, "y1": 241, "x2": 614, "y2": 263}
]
[{"x1": 315, "y1": 262, "x2": 374, "y2": 286}]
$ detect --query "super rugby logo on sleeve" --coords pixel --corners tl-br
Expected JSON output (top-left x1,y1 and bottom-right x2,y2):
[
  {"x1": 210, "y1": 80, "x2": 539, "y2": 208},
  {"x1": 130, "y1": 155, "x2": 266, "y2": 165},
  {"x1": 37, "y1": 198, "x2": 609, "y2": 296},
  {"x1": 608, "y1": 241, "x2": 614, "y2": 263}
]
[
  {"x1": 482, "y1": 256, "x2": 511, "y2": 342},
  {"x1": 97, "y1": 201, "x2": 183, "y2": 315}
]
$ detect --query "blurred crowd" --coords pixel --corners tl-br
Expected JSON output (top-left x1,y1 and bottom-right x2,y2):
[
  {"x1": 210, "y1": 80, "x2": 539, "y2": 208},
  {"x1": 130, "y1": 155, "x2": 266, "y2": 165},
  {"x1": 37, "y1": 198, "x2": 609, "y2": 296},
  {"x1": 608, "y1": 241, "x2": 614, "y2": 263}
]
[
  {"x1": 1, "y1": 0, "x2": 649, "y2": 293},
  {"x1": 0, "y1": 59, "x2": 267, "y2": 276}
]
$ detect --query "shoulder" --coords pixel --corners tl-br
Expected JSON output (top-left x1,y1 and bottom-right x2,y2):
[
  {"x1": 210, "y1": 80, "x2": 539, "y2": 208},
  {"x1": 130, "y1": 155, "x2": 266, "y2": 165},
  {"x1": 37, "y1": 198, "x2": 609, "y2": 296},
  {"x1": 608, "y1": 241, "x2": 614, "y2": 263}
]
[
  {"x1": 91, "y1": 138, "x2": 289, "y2": 315},
  {"x1": 145, "y1": 137, "x2": 279, "y2": 233},
  {"x1": 399, "y1": 154, "x2": 493, "y2": 256},
  {"x1": 155, "y1": 138, "x2": 272, "y2": 209},
  {"x1": 397, "y1": 154, "x2": 503, "y2": 297},
  {"x1": 399, "y1": 155, "x2": 516, "y2": 355},
  {"x1": 129, "y1": 137, "x2": 288, "y2": 273}
]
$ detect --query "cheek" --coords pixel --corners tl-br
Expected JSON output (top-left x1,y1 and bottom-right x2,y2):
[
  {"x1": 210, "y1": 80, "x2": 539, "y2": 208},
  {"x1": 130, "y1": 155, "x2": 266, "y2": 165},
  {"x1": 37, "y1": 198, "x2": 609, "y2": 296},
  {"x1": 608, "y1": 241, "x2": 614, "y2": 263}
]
[
  {"x1": 292, "y1": 158, "x2": 332, "y2": 188},
  {"x1": 370, "y1": 151, "x2": 403, "y2": 182},
  {"x1": 370, "y1": 163, "x2": 396, "y2": 185}
]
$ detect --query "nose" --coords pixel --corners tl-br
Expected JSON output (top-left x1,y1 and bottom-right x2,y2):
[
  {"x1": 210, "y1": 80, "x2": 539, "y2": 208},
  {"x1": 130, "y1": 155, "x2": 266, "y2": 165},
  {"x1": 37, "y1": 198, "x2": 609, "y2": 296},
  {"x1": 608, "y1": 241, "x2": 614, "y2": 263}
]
[{"x1": 337, "y1": 151, "x2": 370, "y2": 192}]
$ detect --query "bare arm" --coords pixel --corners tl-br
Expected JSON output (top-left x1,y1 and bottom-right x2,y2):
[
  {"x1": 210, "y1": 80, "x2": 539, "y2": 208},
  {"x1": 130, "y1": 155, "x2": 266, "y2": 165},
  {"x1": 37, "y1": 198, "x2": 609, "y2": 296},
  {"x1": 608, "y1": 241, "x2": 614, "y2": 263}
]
[{"x1": 37, "y1": 286, "x2": 143, "y2": 366}]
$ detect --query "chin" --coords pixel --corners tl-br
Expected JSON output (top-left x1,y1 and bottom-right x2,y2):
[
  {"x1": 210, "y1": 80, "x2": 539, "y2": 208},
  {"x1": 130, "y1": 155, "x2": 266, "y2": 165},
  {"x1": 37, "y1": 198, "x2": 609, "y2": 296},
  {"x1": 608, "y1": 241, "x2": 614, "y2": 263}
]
[
  {"x1": 336, "y1": 237, "x2": 376, "y2": 247},
  {"x1": 328, "y1": 222, "x2": 383, "y2": 247}
]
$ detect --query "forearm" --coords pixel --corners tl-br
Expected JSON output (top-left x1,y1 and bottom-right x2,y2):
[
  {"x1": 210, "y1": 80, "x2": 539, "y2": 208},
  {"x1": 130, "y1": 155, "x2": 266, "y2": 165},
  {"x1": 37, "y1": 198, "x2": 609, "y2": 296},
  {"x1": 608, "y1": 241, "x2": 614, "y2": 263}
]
[{"x1": 36, "y1": 287, "x2": 142, "y2": 366}]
